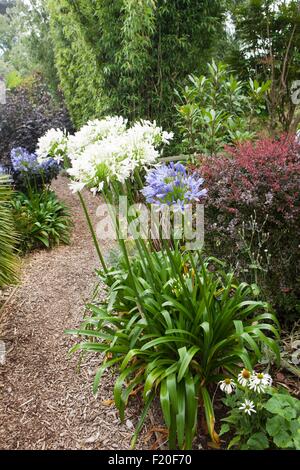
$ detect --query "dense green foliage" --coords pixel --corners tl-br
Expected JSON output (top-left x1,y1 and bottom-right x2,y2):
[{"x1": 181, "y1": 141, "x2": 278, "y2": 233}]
[
  {"x1": 222, "y1": 389, "x2": 300, "y2": 450},
  {"x1": 176, "y1": 60, "x2": 270, "y2": 155},
  {"x1": 0, "y1": 0, "x2": 58, "y2": 90},
  {"x1": 0, "y1": 176, "x2": 19, "y2": 287},
  {"x1": 11, "y1": 189, "x2": 71, "y2": 252},
  {"x1": 47, "y1": 0, "x2": 225, "y2": 127}
]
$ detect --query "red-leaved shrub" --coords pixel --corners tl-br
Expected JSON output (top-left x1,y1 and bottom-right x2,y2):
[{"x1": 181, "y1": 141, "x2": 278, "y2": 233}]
[{"x1": 196, "y1": 135, "x2": 300, "y2": 319}]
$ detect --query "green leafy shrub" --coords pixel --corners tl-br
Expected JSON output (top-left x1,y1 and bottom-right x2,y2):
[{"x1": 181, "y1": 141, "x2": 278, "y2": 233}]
[
  {"x1": 0, "y1": 176, "x2": 19, "y2": 287},
  {"x1": 11, "y1": 189, "x2": 71, "y2": 252},
  {"x1": 67, "y1": 250, "x2": 279, "y2": 449},
  {"x1": 6, "y1": 70, "x2": 23, "y2": 89},
  {"x1": 176, "y1": 61, "x2": 270, "y2": 155},
  {"x1": 221, "y1": 384, "x2": 300, "y2": 450}
]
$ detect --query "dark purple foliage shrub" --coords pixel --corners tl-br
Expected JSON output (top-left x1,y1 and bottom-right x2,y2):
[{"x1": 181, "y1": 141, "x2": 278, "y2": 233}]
[{"x1": 0, "y1": 73, "x2": 72, "y2": 167}]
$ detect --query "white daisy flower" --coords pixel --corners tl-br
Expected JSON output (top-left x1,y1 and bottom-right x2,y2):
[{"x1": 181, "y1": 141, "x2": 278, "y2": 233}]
[
  {"x1": 239, "y1": 399, "x2": 256, "y2": 415},
  {"x1": 248, "y1": 371, "x2": 272, "y2": 393},
  {"x1": 219, "y1": 378, "x2": 236, "y2": 394},
  {"x1": 238, "y1": 368, "x2": 252, "y2": 387}
]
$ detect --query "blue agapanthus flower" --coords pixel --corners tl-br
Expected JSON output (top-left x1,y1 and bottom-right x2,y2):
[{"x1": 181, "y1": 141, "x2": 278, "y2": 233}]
[
  {"x1": 10, "y1": 147, "x2": 60, "y2": 191},
  {"x1": 11, "y1": 147, "x2": 40, "y2": 173},
  {"x1": 141, "y1": 162, "x2": 207, "y2": 211}
]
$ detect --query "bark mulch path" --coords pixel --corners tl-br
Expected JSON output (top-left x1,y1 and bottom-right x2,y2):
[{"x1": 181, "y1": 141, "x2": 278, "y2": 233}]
[{"x1": 0, "y1": 176, "x2": 151, "y2": 450}]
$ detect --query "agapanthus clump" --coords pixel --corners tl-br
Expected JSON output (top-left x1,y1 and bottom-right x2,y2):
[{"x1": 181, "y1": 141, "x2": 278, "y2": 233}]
[
  {"x1": 36, "y1": 128, "x2": 68, "y2": 163},
  {"x1": 10, "y1": 147, "x2": 59, "y2": 191},
  {"x1": 141, "y1": 162, "x2": 207, "y2": 211}
]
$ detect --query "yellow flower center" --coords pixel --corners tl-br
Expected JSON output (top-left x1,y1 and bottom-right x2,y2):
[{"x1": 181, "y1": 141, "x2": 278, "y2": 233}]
[
  {"x1": 257, "y1": 373, "x2": 264, "y2": 379},
  {"x1": 225, "y1": 378, "x2": 231, "y2": 384}
]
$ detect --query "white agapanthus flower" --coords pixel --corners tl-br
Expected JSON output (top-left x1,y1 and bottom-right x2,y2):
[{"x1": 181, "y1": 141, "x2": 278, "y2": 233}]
[
  {"x1": 67, "y1": 116, "x2": 128, "y2": 160},
  {"x1": 219, "y1": 378, "x2": 236, "y2": 394},
  {"x1": 248, "y1": 371, "x2": 272, "y2": 393},
  {"x1": 239, "y1": 399, "x2": 256, "y2": 415},
  {"x1": 69, "y1": 181, "x2": 86, "y2": 194},
  {"x1": 237, "y1": 368, "x2": 252, "y2": 387},
  {"x1": 128, "y1": 120, "x2": 173, "y2": 147},
  {"x1": 36, "y1": 128, "x2": 67, "y2": 163},
  {"x1": 162, "y1": 131, "x2": 174, "y2": 144},
  {"x1": 65, "y1": 116, "x2": 172, "y2": 194}
]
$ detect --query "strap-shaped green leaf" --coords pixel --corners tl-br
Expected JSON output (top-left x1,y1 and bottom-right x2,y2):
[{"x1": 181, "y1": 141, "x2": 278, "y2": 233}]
[
  {"x1": 160, "y1": 379, "x2": 171, "y2": 427},
  {"x1": 178, "y1": 346, "x2": 200, "y2": 382}
]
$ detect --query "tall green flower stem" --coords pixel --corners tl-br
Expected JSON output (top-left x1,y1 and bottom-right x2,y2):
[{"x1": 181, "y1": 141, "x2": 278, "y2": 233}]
[
  {"x1": 101, "y1": 184, "x2": 146, "y2": 320},
  {"x1": 78, "y1": 191, "x2": 108, "y2": 273}
]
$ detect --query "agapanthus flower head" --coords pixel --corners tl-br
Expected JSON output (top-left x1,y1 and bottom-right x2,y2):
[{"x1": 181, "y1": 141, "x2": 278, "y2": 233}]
[
  {"x1": 67, "y1": 116, "x2": 128, "y2": 161},
  {"x1": 141, "y1": 162, "x2": 207, "y2": 211},
  {"x1": 11, "y1": 147, "x2": 59, "y2": 174},
  {"x1": 65, "y1": 117, "x2": 172, "y2": 193},
  {"x1": 39, "y1": 157, "x2": 60, "y2": 173},
  {"x1": 10, "y1": 147, "x2": 60, "y2": 191},
  {"x1": 219, "y1": 378, "x2": 236, "y2": 394},
  {"x1": 11, "y1": 147, "x2": 40, "y2": 172},
  {"x1": 36, "y1": 128, "x2": 67, "y2": 163},
  {"x1": 239, "y1": 399, "x2": 256, "y2": 415},
  {"x1": 128, "y1": 120, "x2": 174, "y2": 148},
  {"x1": 248, "y1": 371, "x2": 272, "y2": 393}
]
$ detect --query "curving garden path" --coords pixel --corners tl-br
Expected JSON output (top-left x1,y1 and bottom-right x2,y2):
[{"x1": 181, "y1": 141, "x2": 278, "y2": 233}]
[{"x1": 0, "y1": 176, "x2": 149, "y2": 450}]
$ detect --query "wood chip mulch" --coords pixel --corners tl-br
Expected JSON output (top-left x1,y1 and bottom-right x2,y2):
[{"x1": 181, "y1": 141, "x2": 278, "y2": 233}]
[{"x1": 0, "y1": 176, "x2": 155, "y2": 450}]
